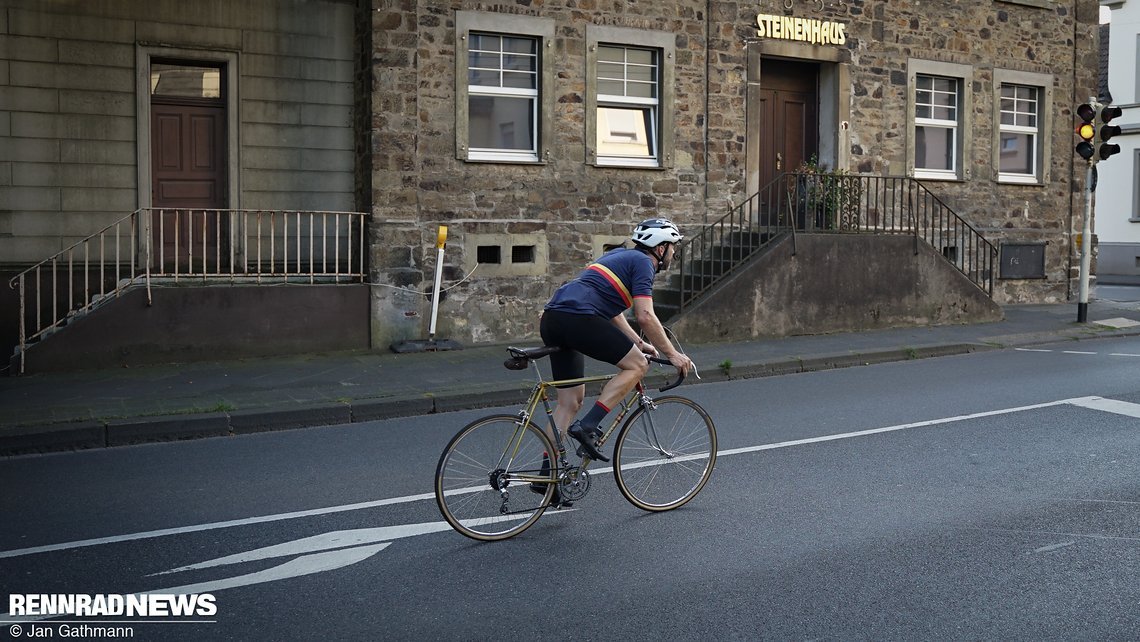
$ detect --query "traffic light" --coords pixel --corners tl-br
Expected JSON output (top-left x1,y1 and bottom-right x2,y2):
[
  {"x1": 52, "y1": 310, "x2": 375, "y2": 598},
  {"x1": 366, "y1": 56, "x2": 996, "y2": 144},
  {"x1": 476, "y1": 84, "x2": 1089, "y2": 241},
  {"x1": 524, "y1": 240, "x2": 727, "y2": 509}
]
[
  {"x1": 1075, "y1": 102, "x2": 1096, "y2": 161},
  {"x1": 1098, "y1": 104, "x2": 1123, "y2": 161}
]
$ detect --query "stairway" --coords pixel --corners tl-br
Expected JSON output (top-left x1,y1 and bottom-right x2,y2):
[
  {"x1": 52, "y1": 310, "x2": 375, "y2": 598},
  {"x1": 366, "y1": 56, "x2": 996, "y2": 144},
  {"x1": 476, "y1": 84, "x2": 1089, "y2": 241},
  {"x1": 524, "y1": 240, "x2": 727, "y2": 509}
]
[
  {"x1": 654, "y1": 229, "x2": 781, "y2": 322},
  {"x1": 653, "y1": 172, "x2": 998, "y2": 326}
]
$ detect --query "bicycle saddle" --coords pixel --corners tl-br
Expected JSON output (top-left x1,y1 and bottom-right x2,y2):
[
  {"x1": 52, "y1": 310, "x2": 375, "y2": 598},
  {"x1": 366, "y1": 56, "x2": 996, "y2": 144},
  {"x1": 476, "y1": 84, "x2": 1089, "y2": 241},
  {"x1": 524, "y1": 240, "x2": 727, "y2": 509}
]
[{"x1": 504, "y1": 345, "x2": 561, "y2": 370}]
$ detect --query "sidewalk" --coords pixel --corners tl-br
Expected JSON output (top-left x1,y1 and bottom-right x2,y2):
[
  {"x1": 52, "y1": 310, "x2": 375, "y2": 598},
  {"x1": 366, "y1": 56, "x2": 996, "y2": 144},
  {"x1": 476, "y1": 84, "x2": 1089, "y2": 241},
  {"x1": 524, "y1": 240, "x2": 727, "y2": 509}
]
[{"x1": 3, "y1": 295, "x2": 1140, "y2": 456}]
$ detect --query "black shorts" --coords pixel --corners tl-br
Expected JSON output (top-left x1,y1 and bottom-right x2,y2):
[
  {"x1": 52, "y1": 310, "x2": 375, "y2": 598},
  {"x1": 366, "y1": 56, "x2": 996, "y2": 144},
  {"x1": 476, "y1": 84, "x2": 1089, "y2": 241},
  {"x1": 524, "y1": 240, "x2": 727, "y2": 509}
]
[{"x1": 539, "y1": 309, "x2": 636, "y2": 385}]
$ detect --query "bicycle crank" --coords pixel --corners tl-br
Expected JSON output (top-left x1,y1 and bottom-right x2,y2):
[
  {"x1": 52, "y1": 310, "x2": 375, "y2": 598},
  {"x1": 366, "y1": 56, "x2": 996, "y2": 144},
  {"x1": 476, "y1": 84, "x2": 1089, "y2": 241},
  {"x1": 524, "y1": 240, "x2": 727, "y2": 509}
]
[{"x1": 558, "y1": 467, "x2": 591, "y2": 502}]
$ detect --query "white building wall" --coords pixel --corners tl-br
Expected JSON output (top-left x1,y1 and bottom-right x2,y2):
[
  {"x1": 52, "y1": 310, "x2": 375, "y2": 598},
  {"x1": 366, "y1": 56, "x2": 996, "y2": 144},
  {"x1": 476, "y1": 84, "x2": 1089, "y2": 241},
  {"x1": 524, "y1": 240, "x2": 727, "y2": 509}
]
[{"x1": 1099, "y1": 0, "x2": 1140, "y2": 281}]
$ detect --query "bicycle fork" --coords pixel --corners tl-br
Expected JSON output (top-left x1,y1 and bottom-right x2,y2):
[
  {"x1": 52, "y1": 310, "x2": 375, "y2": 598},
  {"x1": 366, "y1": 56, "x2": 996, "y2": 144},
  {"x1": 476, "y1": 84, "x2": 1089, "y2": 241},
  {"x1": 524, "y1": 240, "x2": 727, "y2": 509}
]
[{"x1": 634, "y1": 394, "x2": 676, "y2": 459}]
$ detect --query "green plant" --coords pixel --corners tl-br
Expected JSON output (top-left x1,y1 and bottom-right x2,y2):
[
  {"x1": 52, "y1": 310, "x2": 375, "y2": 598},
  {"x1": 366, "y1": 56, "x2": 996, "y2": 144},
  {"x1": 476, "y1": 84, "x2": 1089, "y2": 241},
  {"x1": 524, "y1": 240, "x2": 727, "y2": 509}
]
[
  {"x1": 719, "y1": 359, "x2": 732, "y2": 376},
  {"x1": 796, "y1": 156, "x2": 862, "y2": 230}
]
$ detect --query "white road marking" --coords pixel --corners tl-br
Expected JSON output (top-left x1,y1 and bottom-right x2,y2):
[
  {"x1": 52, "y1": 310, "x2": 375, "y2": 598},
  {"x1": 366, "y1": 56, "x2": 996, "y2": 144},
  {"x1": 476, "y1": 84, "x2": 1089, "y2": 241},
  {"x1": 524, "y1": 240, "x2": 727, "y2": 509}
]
[
  {"x1": 1, "y1": 545, "x2": 391, "y2": 623},
  {"x1": 1015, "y1": 348, "x2": 1053, "y2": 352},
  {"x1": 1034, "y1": 541, "x2": 1077, "y2": 553},
  {"x1": 1061, "y1": 351, "x2": 1097, "y2": 355},
  {"x1": 1066, "y1": 396, "x2": 1140, "y2": 419},
  {"x1": 1109, "y1": 353, "x2": 1140, "y2": 357},
  {"x1": 0, "y1": 395, "x2": 1127, "y2": 561},
  {"x1": 717, "y1": 397, "x2": 1098, "y2": 458},
  {"x1": 0, "y1": 492, "x2": 435, "y2": 560},
  {"x1": 152, "y1": 522, "x2": 455, "y2": 575}
]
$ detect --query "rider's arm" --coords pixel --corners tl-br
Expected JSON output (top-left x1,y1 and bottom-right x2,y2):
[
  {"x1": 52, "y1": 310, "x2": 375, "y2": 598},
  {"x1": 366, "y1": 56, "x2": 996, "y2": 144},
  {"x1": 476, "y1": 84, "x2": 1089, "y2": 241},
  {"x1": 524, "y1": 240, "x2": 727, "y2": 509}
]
[{"x1": 629, "y1": 298, "x2": 692, "y2": 375}]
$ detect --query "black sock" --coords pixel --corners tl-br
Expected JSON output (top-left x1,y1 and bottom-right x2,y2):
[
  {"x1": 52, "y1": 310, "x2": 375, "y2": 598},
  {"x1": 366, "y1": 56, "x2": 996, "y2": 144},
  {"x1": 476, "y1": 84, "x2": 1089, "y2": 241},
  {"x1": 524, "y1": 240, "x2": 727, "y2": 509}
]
[{"x1": 580, "y1": 401, "x2": 611, "y2": 430}]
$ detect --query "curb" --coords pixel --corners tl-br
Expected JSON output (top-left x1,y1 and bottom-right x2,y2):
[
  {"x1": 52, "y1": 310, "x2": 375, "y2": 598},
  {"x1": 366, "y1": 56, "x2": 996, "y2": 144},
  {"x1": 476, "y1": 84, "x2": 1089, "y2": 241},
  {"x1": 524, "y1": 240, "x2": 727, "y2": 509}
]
[
  {"x1": 0, "y1": 343, "x2": 990, "y2": 458},
  {"x1": 0, "y1": 336, "x2": 1104, "y2": 457}
]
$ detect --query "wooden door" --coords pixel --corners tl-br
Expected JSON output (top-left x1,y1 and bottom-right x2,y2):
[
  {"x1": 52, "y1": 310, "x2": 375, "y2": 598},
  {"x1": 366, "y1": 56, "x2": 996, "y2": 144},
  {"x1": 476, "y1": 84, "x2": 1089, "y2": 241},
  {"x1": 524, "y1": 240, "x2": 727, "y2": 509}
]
[
  {"x1": 150, "y1": 82, "x2": 226, "y2": 271},
  {"x1": 757, "y1": 60, "x2": 818, "y2": 223}
]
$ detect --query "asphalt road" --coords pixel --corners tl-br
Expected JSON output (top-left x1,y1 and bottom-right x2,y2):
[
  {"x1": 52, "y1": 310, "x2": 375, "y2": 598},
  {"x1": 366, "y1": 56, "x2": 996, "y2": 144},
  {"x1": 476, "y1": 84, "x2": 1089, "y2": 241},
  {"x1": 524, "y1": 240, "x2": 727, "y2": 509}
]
[{"x1": 2, "y1": 336, "x2": 1139, "y2": 640}]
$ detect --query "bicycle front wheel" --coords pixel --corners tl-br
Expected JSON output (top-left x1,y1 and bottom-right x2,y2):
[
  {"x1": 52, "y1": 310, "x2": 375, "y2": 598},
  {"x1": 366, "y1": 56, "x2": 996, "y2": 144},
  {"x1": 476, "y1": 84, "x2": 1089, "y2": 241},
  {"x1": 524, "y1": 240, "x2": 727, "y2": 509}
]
[
  {"x1": 435, "y1": 414, "x2": 557, "y2": 541},
  {"x1": 612, "y1": 396, "x2": 717, "y2": 511}
]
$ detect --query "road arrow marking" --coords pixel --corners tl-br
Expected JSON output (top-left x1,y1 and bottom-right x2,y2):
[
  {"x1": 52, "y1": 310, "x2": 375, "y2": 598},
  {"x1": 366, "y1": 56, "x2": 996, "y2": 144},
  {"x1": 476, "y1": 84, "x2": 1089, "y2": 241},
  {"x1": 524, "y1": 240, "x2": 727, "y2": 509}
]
[{"x1": 152, "y1": 522, "x2": 455, "y2": 575}]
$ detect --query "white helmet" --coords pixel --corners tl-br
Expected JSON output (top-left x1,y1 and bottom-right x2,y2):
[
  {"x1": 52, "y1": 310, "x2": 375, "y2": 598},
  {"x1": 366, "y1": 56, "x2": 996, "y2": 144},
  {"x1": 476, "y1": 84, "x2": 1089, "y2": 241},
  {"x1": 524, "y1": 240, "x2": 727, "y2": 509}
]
[{"x1": 631, "y1": 218, "x2": 683, "y2": 248}]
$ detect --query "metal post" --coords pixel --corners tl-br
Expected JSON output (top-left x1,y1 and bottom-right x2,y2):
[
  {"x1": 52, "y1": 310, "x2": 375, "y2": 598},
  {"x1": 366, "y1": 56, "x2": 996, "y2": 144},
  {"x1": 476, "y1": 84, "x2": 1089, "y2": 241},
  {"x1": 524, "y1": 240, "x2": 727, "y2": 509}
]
[
  {"x1": 428, "y1": 225, "x2": 448, "y2": 340},
  {"x1": 1077, "y1": 161, "x2": 1095, "y2": 323}
]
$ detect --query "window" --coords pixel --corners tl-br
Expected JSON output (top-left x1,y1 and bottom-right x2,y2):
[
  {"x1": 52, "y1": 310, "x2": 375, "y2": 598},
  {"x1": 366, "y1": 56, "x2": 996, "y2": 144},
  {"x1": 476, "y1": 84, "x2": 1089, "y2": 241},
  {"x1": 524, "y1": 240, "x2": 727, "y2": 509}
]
[
  {"x1": 596, "y1": 46, "x2": 658, "y2": 165},
  {"x1": 997, "y1": 84, "x2": 1038, "y2": 182},
  {"x1": 587, "y1": 26, "x2": 675, "y2": 168},
  {"x1": 907, "y1": 60, "x2": 972, "y2": 181},
  {"x1": 455, "y1": 12, "x2": 553, "y2": 163},
  {"x1": 914, "y1": 75, "x2": 959, "y2": 178},
  {"x1": 993, "y1": 69, "x2": 1052, "y2": 185}
]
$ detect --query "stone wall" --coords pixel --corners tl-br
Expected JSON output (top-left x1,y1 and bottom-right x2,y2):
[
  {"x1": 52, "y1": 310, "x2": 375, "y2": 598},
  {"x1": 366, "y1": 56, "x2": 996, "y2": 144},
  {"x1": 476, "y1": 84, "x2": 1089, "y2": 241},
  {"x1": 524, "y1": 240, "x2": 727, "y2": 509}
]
[{"x1": 369, "y1": 0, "x2": 1098, "y2": 347}]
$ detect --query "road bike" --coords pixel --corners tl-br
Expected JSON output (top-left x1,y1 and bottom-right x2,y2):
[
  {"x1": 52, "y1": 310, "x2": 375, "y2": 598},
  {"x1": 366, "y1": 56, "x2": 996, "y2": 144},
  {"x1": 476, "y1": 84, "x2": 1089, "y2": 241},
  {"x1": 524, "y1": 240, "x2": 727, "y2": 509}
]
[{"x1": 434, "y1": 345, "x2": 717, "y2": 541}]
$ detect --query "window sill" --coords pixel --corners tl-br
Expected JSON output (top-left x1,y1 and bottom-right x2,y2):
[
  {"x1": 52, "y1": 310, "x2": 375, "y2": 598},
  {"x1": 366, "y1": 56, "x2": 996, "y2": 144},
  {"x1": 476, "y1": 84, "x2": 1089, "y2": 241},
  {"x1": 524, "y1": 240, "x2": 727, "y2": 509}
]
[
  {"x1": 591, "y1": 158, "x2": 665, "y2": 170},
  {"x1": 997, "y1": 176, "x2": 1043, "y2": 186}
]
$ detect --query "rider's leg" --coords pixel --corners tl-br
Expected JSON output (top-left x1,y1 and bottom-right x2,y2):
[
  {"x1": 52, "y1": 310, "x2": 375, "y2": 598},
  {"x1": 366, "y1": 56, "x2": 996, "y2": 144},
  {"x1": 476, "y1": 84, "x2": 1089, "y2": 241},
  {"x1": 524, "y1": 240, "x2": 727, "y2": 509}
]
[
  {"x1": 552, "y1": 384, "x2": 585, "y2": 437},
  {"x1": 568, "y1": 345, "x2": 647, "y2": 462},
  {"x1": 593, "y1": 344, "x2": 648, "y2": 414}
]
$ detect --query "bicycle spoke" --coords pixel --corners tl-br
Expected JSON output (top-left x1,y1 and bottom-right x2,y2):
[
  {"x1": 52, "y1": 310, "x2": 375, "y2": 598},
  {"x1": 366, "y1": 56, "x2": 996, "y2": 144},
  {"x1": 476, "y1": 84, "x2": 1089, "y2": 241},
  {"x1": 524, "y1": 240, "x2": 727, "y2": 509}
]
[
  {"x1": 612, "y1": 397, "x2": 717, "y2": 511},
  {"x1": 435, "y1": 415, "x2": 556, "y2": 540}
]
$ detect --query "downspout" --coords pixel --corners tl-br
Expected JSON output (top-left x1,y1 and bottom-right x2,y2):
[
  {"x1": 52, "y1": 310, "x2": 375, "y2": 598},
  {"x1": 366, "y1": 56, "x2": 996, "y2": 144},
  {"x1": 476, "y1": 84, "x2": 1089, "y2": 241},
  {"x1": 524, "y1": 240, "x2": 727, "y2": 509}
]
[
  {"x1": 1066, "y1": 0, "x2": 1079, "y2": 301},
  {"x1": 704, "y1": 0, "x2": 711, "y2": 223}
]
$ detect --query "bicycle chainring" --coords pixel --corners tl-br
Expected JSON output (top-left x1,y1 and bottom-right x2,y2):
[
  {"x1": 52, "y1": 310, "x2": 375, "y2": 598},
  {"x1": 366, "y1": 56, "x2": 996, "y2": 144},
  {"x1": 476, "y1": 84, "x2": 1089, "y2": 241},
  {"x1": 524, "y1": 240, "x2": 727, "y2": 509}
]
[{"x1": 558, "y1": 467, "x2": 590, "y2": 502}]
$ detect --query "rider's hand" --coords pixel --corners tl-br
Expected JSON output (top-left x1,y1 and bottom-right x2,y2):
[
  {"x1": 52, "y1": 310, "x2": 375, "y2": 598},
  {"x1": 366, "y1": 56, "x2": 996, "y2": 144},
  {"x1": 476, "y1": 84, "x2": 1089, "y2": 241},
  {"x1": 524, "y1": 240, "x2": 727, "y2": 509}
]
[
  {"x1": 638, "y1": 339, "x2": 659, "y2": 357},
  {"x1": 667, "y1": 351, "x2": 693, "y2": 377}
]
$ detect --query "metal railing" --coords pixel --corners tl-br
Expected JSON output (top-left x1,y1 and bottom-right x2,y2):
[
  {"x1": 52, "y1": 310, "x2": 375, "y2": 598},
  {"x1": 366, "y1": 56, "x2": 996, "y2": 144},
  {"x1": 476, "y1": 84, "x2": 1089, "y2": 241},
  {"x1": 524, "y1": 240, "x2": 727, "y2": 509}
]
[
  {"x1": 673, "y1": 173, "x2": 998, "y2": 313},
  {"x1": 8, "y1": 208, "x2": 367, "y2": 374}
]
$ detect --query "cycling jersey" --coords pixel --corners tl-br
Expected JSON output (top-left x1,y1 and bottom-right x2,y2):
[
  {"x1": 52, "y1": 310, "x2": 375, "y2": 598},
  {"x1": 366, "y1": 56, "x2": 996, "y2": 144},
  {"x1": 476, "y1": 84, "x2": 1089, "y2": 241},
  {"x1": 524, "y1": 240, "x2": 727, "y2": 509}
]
[{"x1": 544, "y1": 248, "x2": 655, "y2": 319}]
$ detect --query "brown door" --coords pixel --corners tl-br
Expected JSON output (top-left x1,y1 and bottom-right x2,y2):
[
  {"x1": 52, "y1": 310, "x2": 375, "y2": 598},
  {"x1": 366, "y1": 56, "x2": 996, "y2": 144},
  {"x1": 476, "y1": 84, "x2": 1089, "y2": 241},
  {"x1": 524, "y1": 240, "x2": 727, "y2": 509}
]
[
  {"x1": 757, "y1": 59, "x2": 819, "y2": 222},
  {"x1": 150, "y1": 62, "x2": 227, "y2": 271}
]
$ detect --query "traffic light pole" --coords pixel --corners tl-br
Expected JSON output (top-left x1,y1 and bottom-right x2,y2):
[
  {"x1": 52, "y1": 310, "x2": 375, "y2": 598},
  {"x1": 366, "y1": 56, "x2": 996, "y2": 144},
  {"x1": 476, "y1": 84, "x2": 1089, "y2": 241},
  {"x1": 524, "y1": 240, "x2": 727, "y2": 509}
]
[{"x1": 1077, "y1": 160, "x2": 1094, "y2": 323}]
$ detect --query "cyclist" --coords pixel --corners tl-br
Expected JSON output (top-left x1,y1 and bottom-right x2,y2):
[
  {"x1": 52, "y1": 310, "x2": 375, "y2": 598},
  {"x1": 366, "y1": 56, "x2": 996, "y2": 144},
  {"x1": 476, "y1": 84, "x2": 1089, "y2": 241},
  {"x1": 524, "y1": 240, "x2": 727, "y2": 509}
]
[{"x1": 539, "y1": 218, "x2": 694, "y2": 463}]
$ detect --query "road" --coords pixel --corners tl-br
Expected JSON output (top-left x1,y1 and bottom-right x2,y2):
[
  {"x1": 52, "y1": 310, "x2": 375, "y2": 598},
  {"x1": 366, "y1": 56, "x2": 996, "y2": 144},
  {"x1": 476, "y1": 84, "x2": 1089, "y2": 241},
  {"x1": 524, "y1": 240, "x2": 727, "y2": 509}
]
[{"x1": 2, "y1": 336, "x2": 1140, "y2": 640}]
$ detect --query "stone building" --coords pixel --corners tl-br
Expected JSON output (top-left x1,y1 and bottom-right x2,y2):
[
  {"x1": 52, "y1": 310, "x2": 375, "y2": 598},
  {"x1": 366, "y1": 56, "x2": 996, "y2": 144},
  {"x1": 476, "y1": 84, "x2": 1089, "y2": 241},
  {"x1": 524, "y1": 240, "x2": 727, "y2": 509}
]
[
  {"x1": 0, "y1": 0, "x2": 1102, "y2": 369},
  {"x1": 371, "y1": 0, "x2": 1100, "y2": 348}
]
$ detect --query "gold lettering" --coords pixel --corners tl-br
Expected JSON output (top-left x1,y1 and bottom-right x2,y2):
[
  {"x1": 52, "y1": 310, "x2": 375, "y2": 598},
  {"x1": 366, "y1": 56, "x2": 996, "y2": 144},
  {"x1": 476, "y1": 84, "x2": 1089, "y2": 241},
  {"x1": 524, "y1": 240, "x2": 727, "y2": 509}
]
[{"x1": 754, "y1": 14, "x2": 846, "y2": 46}]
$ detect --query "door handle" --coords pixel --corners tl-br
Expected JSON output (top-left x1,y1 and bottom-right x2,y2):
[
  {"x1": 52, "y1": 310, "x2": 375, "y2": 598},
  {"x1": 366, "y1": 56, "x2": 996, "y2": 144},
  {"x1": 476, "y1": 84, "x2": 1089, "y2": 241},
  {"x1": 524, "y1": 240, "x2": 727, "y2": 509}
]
[{"x1": 776, "y1": 152, "x2": 783, "y2": 171}]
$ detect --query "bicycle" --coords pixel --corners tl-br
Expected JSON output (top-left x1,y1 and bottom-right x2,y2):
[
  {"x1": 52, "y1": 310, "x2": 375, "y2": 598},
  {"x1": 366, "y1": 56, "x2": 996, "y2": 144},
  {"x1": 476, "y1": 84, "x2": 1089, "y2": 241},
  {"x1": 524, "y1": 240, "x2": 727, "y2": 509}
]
[{"x1": 434, "y1": 345, "x2": 717, "y2": 541}]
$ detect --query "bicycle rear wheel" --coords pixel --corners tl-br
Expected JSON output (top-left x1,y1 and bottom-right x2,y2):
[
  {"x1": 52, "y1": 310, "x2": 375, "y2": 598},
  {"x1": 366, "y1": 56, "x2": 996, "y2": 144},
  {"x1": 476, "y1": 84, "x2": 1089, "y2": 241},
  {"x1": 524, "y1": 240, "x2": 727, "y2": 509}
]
[
  {"x1": 435, "y1": 414, "x2": 557, "y2": 541},
  {"x1": 612, "y1": 396, "x2": 716, "y2": 511}
]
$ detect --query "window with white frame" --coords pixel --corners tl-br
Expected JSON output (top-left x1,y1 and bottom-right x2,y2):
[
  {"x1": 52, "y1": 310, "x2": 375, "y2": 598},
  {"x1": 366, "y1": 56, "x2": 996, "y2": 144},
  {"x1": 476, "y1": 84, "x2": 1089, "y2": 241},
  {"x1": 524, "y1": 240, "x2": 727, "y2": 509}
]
[
  {"x1": 997, "y1": 84, "x2": 1039, "y2": 183},
  {"x1": 455, "y1": 12, "x2": 553, "y2": 163},
  {"x1": 595, "y1": 46, "x2": 659, "y2": 166},
  {"x1": 993, "y1": 69, "x2": 1051, "y2": 185},
  {"x1": 586, "y1": 25, "x2": 675, "y2": 169},
  {"x1": 467, "y1": 33, "x2": 538, "y2": 160},
  {"x1": 914, "y1": 74, "x2": 960, "y2": 179}
]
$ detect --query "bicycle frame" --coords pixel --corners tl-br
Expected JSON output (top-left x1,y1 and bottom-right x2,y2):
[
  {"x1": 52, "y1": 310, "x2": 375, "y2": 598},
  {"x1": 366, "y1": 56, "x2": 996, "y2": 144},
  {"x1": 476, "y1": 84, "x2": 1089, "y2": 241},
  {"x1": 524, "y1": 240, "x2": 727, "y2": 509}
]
[{"x1": 503, "y1": 358, "x2": 657, "y2": 490}]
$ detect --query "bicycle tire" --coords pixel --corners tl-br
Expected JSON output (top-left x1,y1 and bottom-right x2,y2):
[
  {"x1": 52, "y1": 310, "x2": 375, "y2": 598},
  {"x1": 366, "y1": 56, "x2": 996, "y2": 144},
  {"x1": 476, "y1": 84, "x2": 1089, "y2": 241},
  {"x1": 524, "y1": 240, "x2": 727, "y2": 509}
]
[
  {"x1": 612, "y1": 396, "x2": 716, "y2": 512},
  {"x1": 435, "y1": 414, "x2": 557, "y2": 541}
]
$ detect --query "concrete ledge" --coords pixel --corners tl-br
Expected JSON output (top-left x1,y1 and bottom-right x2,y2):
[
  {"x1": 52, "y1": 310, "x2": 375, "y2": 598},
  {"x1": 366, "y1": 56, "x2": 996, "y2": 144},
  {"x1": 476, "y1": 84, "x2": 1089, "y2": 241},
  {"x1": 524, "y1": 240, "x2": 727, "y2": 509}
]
[
  {"x1": 0, "y1": 420, "x2": 105, "y2": 456},
  {"x1": 431, "y1": 388, "x2": 531, "y2": 414},
  {"x1": 107, "y1": 413, "x2": 230, "y2": 445},
  {"x1": 351, "y1": 397, "x2": 435, "y2": 422},
  {"x1": 229, "y1": 403, "x2": 352, "y2": 434}
]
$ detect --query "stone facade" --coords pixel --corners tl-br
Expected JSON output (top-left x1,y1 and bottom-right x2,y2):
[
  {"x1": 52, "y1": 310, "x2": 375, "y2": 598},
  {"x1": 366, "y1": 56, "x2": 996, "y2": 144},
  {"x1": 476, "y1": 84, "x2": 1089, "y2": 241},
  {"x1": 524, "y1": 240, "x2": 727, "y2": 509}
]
[{"x1": 369, "y1": 0, "x2": 1101, "y2": 347}]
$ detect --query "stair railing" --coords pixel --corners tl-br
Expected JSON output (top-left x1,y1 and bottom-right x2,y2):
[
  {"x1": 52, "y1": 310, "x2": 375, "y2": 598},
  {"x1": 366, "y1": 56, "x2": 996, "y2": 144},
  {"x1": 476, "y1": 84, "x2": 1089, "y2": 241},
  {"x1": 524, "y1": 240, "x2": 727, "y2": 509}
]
[
  {"x1": 673, "y1": 173, "x2": 998, "y2": 315},
  {"x1": 7, "y1": 208, "x2": 367, "y2": 374}
]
